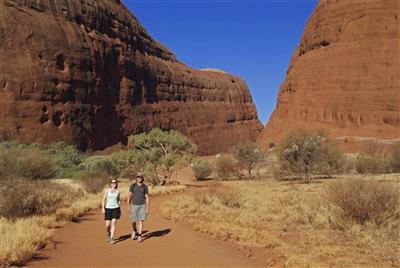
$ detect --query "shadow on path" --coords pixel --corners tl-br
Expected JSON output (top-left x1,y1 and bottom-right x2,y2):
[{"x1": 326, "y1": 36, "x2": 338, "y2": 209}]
[
  {"x1": 115, "y1": 229, "x2": 171, "y2": 243},
  {"x1": 142, "y1": 229, "x2": 171, "y2": 241}
]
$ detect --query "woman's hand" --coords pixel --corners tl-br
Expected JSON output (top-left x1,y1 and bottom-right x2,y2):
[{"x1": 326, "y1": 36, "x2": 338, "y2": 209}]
[{"x1": 101, "y1": 207, "x2": 105, "y2": 214}]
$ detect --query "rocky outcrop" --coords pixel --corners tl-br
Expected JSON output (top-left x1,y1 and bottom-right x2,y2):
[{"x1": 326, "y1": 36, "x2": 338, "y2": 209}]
[
  {"x1": 0, "y1": 0, "x2": 262, "y2": 154},
  {"x1": 258, "y1": 0, "x2": 400, "y2": 149}
]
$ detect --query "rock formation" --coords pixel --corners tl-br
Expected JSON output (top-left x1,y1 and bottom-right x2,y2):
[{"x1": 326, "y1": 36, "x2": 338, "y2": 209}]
[
  {"x1": 258, "y1": 0, "x2": 400, "y2": 150},
  {"x1": 0, "y1": 0, "x2": 262, "y2": 154}
]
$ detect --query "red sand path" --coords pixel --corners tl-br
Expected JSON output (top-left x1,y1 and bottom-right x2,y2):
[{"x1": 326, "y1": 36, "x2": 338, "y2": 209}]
[{"x1": 28, "y1": 193, "x2": 264, "y2": 267}]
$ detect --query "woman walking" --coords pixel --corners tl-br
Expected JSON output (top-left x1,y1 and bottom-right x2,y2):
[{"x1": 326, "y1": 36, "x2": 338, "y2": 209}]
[{"x1": 102, "y1": 178, "x2": 121, "y2": 244}]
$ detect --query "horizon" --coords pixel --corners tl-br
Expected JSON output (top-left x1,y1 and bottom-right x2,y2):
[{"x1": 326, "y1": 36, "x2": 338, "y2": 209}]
[{"x1": 125, "y1": 0, "x2": 319, "y2": 125}]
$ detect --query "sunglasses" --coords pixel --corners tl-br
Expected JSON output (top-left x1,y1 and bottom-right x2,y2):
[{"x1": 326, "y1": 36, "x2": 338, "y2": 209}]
[{"x1": 111, "y1": 181, "x2": 117, "y2": 184}]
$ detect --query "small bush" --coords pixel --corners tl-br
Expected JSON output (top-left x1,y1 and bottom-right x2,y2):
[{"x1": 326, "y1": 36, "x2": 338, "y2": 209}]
[
  {"x1": 326, "y1": 179, "x2": 400, "y2": 225},
  {"x1": 277, "y1": 129, "x2": 343, "y2": 183},
  {"x1": 194, "y1": 185, "x2": 242, "y2": 208},
  {"x1": 0, "y1": 177, "x2": 82, "y2": 219},
  {"x1": 354, "y1": 154, "x2": 390, "y2": 174},
  {"x1": 0, "y1": 147, "x2": 58, "y2": 180},
  {"x1": 77, "y1": 171, "x2": 109, "y2": 194},
  {"x1": 390, "y1": 145, "x2": 400, "y2": 172},
  {"x1": 79, "y1": 155, "x2": 117, "y2": 175},
  {"x1": 215, "y1": 155, "x2": 237, "y2": 180},
  {"x1": 233, "y1": 141, "x2": 265, "y2": 178},
  {"x1": 42, "y1": 142, "x2": 82, "y2": 169},
  {"x1": 192, "y1": 160, "x2": 213, "y2": 180}
]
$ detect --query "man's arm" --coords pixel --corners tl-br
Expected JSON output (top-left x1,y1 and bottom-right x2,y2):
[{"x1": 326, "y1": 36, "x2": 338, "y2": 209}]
[
  {"x1": 145, "y1": 194, "x2": 150, "y2": 214},
  {"x1": 127, "y1": 192, "x2": 132, "y2": 205}
]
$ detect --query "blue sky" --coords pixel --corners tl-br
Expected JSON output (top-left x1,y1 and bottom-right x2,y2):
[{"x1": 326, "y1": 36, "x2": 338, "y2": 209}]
[{"x1": 124, "y1": 0, "x2": 318, "y2": 125}]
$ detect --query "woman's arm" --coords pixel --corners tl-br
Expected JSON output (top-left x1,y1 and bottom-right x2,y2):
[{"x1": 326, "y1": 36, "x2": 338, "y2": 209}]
[
  {"x1": 101, "y1": 189, "x2": 108, "y2": 214},
  {"x1": 118, "y1": 190, "x2": 121, "y2": 207}
]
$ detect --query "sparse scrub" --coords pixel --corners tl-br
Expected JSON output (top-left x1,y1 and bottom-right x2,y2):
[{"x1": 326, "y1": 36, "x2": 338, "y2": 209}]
[
  {"x1": 79, "y1": 155, "x2": 117, "y2": 175},
  {"x1": 192, "y1": 160, "x2": 213, "y2": 180},
  {"x1": 326, "y1": 178, "x2": 400, "y2": 225},
  {"x1": 277, "y1": 129, "x2": 343, "y2": 183},
  {"x1": 76, "y1": 170, "x2": 109, "y2": 194},
  {"x1": 0, "y1": 177, "x2": 82, "y2": 219},
  {"x1": 0, "y1": 217, "x2": 54, "y2": 267},
  {"x1": 0, "y1": 146, "x2": 58, "y2": 180},
  {"x1": 233, "y1": 141, "x2": 265, "y2": 178},
  {"x1": 163, "y1": 176, "x2": 400, "y2": 267},
  {"x1": 354, "y1": 154, "x2": 390, "y2": 174},
  {"x1": 215, "y1": 155, "x2": 237, "y2": 180},
  {"x1": 390, "y1": 144, "x2": 400, "y2": 172}
]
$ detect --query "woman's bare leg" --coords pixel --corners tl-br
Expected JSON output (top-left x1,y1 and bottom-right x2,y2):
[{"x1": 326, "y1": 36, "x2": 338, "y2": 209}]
[{"x1": 110, "y1": 219, "x2": 117, "y2": 240}]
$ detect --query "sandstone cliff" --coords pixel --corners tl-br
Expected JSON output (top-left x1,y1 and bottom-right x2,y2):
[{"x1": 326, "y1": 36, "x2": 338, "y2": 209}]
[
  {"x1": 0, "y1": 0, "x2": 262, "y2": 154},
  {"x1": 258, "y1": 0, "x2": 400, "y2": 149}
]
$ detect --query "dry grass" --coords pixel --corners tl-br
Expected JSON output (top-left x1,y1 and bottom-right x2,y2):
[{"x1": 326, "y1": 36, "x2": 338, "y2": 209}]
[
  {"x1": 0, "y1": 175, "x2": 186, "y2": 267},
  {"x1": 0, "y1": 217, "x2": 54, "y2": 267},
  {"x1": 162, "y1": 175, "x2": 400, "y2": 267}
]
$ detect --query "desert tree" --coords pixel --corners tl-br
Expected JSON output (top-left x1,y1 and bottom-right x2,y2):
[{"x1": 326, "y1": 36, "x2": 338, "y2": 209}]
[
  {"x1": 128, "y1": 128, "x2": 197, "y2": 184},
  {"x1": 277, "y1": 129, "x2": 343, "y2": 183},
  {"x1": 233, "y1": 141, "x2": 265, "y2": 178}
]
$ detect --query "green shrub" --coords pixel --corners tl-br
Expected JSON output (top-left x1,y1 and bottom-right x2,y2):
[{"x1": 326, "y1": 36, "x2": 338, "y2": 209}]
[
  {"x1": 192, "y1": 160, "x2": 213, "y2": 180},
  {"x1": 79, "y1": 155, "x2": 117, "y2": 175},
  {"x1": 77, "y1": 171, "x2": 109, "y2": 194},
  {"x1": 0, "y1": 146, "x2": 58, "y2": 180},
  {"x1": 233, "y1": 141, "x2": 265, "y2": 178},
  {"x1": 326, "y1": 179, "x2": 400, "y2": 226},
  {"x1": 354, "y1": 154, "x2": 390, "y2": 174},
  {"x1": 128, "y1": 128, "x2": 197, "y2": 183},
  {"x1": 390, "y1": 145, "x2": 400, "y2": 173},
  {"x1": 215, "y1": 155, "x2": 237, "y2": 180},
  {"x1": 42, "y1": 142, "x2": 82, "y2": 169},
  {"x1": 277, "y1": 129, "x2": 343, "y2": 183},
  {"x1": 0, "y1": 177, "x2": 82, "y2": 219}
]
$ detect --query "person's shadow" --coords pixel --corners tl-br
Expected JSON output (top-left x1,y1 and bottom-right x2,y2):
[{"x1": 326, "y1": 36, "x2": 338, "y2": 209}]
[
  {"x1": 142, "y1": 229, "x2": 171, "y2": 241},
  {"x1": 115, "y1": 229, "x2": 171, "y2": 243}
]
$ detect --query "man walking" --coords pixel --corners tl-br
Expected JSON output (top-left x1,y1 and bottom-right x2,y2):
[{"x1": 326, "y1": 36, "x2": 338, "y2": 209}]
[{"x1": 127, "y1": 173, "x2": 150, "y2": 243}]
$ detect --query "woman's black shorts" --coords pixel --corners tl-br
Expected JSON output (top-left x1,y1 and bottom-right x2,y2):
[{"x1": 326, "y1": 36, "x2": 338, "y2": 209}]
[{"x1": 104, "y1": 207, "x2": 121, "y2": 220}]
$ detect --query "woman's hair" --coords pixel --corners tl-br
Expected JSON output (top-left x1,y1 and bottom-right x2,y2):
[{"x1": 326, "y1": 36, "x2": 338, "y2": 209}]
[{"x1": 110, "y1": 178, "x2": 118, "y2": 189}]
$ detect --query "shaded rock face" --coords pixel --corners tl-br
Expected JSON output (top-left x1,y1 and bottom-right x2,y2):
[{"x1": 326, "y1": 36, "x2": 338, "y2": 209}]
[
  {"x1": 0, "y1": 0, "x2": 262, "y2": 154},
  {"x1": 259, "y1": 0, "x2": 400, "y2": 149}
]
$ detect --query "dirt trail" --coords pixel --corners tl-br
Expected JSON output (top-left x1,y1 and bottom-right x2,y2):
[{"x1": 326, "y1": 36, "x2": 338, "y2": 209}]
[{"x1": 29, "y1": 192, "x2": 263, "y2": 267}]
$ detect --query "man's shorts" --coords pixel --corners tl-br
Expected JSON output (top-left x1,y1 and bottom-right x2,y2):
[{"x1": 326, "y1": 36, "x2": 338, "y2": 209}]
[{"x1": 131, "y1": 204, "x2": 147, "y2": 221}]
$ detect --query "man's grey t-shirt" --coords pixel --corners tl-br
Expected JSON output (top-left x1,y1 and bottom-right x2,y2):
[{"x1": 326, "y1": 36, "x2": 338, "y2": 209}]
[{"x1": 129, "y1": 183, "x2": 148, "y2": 205}]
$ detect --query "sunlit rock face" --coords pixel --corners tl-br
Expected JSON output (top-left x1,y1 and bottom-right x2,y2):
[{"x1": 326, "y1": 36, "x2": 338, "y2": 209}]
[
  {"x1": 0, "y1": 0, "x2": 262, "y2": 154},
  {"x1": 258, "y1": 0, "x2": 400, "y2": 150}
]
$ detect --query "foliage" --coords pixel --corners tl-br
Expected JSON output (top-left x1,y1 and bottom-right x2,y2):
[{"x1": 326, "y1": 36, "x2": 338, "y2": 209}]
[
  {"x1": 76, "y1": 171, "x2": 109, "y2": 194},
  {"x1": 277, "y1": 129, "x2": 343, "y2": 183},
  {"x1": 79, "y1": 155, "x2": 117, "y2": 175},
  {"x1": 326, "y1": 178, "x2": 400, "y2": 225},
  {"x1": 215, "y1": 155, "x2": 237, "y2": 180},
  {"x1": 0, "y1": 145, "x2": 58, "y2": 180},
  {"x1": 0, "y1": 177, "x2": 82, "y2": 219},
  {"x1": 354, "y1": 154, "x2": 390, "y2": 174},
  {"x1": 391, "y1": 144, "x2": 400, "y2": 173},
  {"x1": 233, "y1": 141, "x2": 265, "y2": 178},
  {"x1": 192, "y1": 160, "x2": 213, "y2": 180},
  {"x1": 41, "y1": 142, "x2": 82, "y2": 169},
  {"x1": 128, "y1": 128, "x2": 197, "y2": 183}
]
